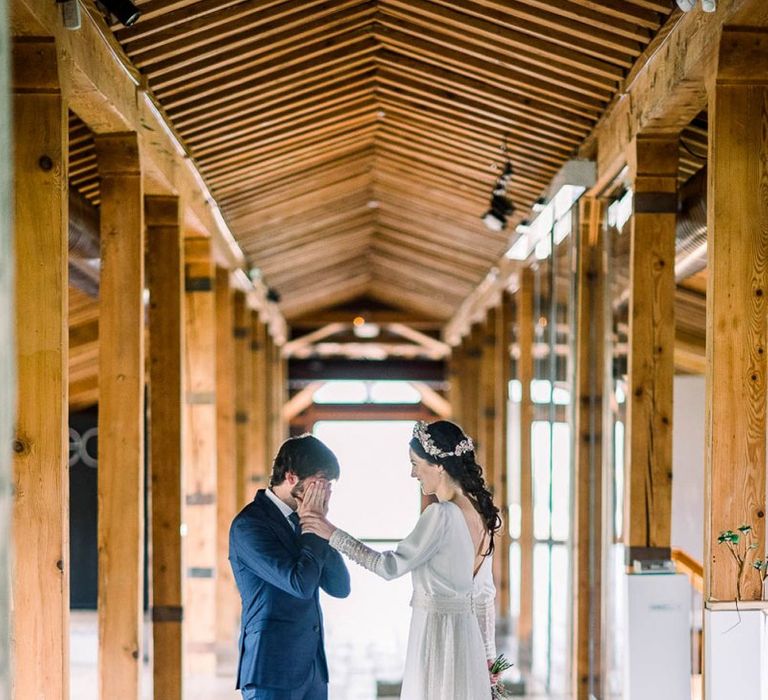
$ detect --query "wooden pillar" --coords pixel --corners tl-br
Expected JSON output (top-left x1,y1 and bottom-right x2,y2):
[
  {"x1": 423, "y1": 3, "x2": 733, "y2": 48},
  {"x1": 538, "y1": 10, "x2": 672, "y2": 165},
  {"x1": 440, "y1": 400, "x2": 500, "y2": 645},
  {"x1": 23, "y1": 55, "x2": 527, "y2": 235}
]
[
  {"x1": 572, "y1": 197, "x2": 605, "y2": 699},
  {"x1": 705, "y1": 27, "x2": 768, "y2": 602},
  {"x1": 215, "y1": 268, "x2": 239, "y2": 653},
  {"x1": 95, "y1": 132, "x2": 144, "y2": 699},
  {"x1": 493, "y1": 294, "x2": 513, "y2": 619},
  {"x1": 478, "y1": 309, "x2": 497, "y2": 487},
  {"x1": 462, "y1": 324, "x2": 482, "y2": 441},
  {"x1": 448, "y1": 338, "x2": 466, "y2": 427},
  {"x1": 234, "y1": 293, "x2": 252, "y2": 508},
  {"x1": 183, "y1": 237, "x2": 218, "y2": 674},
  {"x1": 251, "y1": 313, "x2": 269, "y2": 487},
  {"x1": 518, "y1": 268, "x2": 535, "y2": 650},
  {"x1": 11, "y1": 38, "x2": 69, "y2": 700},
  {"x1": 623, "y1": 135, "x2": 677, "y2": 563},
  {"x1": 0, "y1": 3, "x2": 12, "y2": 693},
  {"x1": 146, "y1": 195, "x2": 183, "y2": 700}
]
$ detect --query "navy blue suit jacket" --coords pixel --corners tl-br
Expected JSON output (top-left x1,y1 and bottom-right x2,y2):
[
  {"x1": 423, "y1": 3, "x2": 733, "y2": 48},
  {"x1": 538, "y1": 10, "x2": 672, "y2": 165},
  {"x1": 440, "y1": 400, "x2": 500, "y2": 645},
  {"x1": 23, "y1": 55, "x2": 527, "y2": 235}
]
[{"x1": 229, "y1": 489, "x2": 351, "y2": 690}]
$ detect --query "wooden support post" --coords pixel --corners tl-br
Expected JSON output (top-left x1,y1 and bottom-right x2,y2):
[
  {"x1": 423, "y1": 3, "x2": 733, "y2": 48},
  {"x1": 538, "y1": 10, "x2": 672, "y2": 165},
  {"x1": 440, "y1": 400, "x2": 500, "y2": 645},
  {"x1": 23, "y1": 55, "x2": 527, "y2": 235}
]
[
  {"x1": 478, "y1": 309, "x2": 497, "y2": 488},
  {"x1": 448, "y1": 338, "x2": 465, "y2": 426},
  {"x1": 623, "y1": 135, "x2": 677, "y2": 564},
  {"x1": 215, "y1": 267, "x2": 239, "y2": 654},
  {"x1": 233, "y1": 293, "x2": 252, "y2": 508},
  {"x1": 183, "y1": 237, "x2": 218, "y2": 674},
  {"x1": 146, "y1": 195, "x2": 183, "y2": 700},
  {"x1": 11, "y1": 38, "x2": 69, "y2": 700},
  {"x1": 462, "y1": 324, "x2": 482, "y2": 441},
  {"x1": 251, "y1": 314, "x2": 269, "y2": 487},
  {"x1": 572, "y1": 197, "x2": 605, "y2": 700},
  {"x1": 0, "y1": 3, "x2": 12, "y2": 693},
  {"x1": 493, "y1": 295, "x2": 513, "y2": 620},
  {"x1": 95, "y1": 131, "x2": 144, "y2": 699},
  {"x1": 518, "y1": 268, "x2": 535, "y2": 651},
  {"x1": 706, "y1": 27, "x2": 768, "y2": 602}
]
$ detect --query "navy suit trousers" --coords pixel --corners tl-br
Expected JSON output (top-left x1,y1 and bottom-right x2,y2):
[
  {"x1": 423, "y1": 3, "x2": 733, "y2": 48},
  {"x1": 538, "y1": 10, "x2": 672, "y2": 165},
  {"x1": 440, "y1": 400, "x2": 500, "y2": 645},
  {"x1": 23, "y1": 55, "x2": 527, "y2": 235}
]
[{"x1": 241, "y1": 655, "x2": 327, "y2": 700}]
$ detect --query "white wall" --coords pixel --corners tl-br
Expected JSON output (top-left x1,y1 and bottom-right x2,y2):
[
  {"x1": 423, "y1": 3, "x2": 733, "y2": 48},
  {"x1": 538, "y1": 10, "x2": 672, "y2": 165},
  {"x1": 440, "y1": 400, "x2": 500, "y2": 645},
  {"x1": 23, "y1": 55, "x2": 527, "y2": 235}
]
[
  {"x1": 0, "y1": 0, "x2": 12, "y2": 695},
  {"x1": 672, "y1": 375, "x2": 706, "y2": 563}
]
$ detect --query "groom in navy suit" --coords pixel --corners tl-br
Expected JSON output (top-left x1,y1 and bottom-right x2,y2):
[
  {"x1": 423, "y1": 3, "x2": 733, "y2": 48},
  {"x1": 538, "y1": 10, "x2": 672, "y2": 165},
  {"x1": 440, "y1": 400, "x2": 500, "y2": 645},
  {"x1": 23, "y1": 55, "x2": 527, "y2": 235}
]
[{"x1": 229, "y1": 434, "x2": 351, "y2": 699}]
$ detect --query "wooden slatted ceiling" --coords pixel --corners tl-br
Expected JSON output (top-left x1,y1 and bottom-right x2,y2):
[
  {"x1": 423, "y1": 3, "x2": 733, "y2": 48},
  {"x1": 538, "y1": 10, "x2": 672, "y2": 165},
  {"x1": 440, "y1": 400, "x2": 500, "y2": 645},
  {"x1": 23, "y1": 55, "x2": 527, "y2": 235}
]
[{"x1": 101, "y1": 0, "x2": 672, "y2": 320}]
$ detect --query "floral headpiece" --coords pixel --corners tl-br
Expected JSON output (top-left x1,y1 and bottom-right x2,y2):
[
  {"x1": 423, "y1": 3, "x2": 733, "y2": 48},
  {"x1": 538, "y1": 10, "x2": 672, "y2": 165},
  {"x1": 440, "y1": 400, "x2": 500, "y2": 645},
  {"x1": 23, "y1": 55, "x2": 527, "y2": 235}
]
[{"x1": 412, "y1": 421, "x2": 475, "y2": 459}]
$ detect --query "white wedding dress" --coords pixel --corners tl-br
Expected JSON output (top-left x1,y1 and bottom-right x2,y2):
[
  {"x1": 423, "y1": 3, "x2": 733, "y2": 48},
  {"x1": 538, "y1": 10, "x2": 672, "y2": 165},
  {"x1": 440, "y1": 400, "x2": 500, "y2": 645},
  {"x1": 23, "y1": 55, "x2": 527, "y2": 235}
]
[{"x1": 329, "y1": 500, "x2": 496, "y2": 699}]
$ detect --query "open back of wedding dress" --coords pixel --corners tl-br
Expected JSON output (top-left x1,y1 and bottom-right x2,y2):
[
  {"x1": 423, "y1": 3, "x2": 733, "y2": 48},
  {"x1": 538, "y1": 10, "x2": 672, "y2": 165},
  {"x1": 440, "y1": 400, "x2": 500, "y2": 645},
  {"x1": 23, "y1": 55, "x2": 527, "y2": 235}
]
[{"x1": 329, "y1": 500, "x2": 495, "y2": 700}]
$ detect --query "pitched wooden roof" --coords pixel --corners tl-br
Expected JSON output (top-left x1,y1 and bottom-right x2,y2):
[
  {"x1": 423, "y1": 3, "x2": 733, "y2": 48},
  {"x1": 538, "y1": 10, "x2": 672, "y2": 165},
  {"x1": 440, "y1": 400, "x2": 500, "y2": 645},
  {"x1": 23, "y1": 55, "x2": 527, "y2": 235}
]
[{"x1": 96, "y1": 0, "x2": 674, "y2": 321}]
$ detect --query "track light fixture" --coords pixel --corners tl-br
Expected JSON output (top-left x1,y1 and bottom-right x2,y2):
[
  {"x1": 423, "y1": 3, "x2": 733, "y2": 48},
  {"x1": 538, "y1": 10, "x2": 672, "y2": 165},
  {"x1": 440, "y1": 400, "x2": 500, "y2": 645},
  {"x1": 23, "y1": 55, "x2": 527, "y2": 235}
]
[
  {"x1": 482, "y1": 153, "x2": 515, "y2": 232},
  {"x1": 96, "y1": 0, "x2": 141, "y2": 27},
  {"x1": 266, "y1": 287, "x2": 281, "y2": 303}
]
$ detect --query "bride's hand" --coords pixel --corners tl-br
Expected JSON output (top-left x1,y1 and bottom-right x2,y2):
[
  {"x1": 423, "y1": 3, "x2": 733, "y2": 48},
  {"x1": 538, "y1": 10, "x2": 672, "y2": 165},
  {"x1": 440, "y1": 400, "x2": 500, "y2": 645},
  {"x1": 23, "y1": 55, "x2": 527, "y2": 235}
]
[{"x1": 300, "y1": 512, "x2": 337, "y2": 540}]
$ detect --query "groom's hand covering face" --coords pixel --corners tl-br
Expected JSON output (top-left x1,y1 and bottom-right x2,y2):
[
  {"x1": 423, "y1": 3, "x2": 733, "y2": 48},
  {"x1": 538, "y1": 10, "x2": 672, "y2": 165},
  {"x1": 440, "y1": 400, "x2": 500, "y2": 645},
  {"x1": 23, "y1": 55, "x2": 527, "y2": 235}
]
[{"x1": 291, "y1": 474, "x2": 332, "y2": 515}]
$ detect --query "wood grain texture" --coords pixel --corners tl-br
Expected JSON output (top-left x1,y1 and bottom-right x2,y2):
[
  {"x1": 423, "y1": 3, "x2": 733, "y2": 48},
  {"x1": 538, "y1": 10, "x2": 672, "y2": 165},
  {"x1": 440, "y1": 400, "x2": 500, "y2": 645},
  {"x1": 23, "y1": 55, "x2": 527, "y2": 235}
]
[
  {"x1": 572, "y1": 197, "x2": 605, "y2": 700},
  {"x1": 705, "y1": 27, "x2": 768, "y2": 602},
  {"x1": 251, "y1": 315, "x2": 269, "y2": 489},
  {"x1": 233, "y1": 293, "x2": 252, "y2": 508},
  {"x1": 624, "y1": 135, "x2": 677, "y2": 554},
  {"x1": 492, "y1": 295, "x2": 512, "y2": 619},
  {"x1": 183, "y1": 237, "x2": 218, "y2": 673},
  {"x1": 0, "y1": 1, "x2": 12, "y2": 693},
  {"x1": 517, "y1": 268, "x2": 535, "y2": 646},
  {"x1": 11, "y1": 38, "x2": 70, "y2": 700},
  {"x1": 95, "y1": 132, "x2": 144, "y2": 700},
  {"x1": 146, "y1": 195, "x2": 184, "y2": 700},
  {"x1": 215, "y1": 267, "x2": 239, "y2": 652}
]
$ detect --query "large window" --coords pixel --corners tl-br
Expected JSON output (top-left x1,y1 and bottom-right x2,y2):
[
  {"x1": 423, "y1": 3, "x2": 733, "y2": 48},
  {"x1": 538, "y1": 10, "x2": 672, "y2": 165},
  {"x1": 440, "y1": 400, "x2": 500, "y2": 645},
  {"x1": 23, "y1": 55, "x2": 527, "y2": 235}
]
[{"x1": 313, "y1": 420, "x2": 423, "y2": 698}]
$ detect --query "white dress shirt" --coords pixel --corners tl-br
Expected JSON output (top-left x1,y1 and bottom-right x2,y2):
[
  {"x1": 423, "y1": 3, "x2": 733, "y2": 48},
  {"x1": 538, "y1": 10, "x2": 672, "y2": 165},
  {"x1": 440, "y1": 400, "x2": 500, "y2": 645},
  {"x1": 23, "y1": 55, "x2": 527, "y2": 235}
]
[{"x1": 265, "y1": 487, "x2": 298, "y2": 530}]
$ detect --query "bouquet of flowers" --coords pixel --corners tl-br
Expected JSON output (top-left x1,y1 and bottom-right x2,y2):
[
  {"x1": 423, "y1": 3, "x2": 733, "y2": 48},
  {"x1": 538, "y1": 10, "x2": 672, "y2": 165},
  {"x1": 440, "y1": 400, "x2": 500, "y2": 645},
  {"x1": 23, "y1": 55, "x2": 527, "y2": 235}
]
[{"x1": 489, "y1": 653, "x2": 514, "y2": 699}]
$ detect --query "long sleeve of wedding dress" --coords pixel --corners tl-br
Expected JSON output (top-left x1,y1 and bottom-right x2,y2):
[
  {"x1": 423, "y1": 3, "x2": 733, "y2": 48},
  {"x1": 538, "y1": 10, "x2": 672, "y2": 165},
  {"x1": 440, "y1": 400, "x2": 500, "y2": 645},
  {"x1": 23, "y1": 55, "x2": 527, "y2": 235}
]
[
  {"x1": 328, "y1": 502, "x2": 447, "y2": 580},
  {"x1": 473, "y1": 557, "x2": 497, "y2": 659}
]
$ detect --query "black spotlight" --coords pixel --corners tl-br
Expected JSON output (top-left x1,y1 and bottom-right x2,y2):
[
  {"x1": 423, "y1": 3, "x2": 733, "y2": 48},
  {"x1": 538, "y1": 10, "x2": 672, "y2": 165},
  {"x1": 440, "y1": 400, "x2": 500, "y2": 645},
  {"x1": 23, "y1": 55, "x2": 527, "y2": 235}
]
[
  {"x1": 482, "y1": 194, "x2": 515, "y2": 232},
  {"x1": 266, "y1": 287, "x2": 281, "y2": 303},
  {"x1": 482, "y1": 159, "x2": 516, "y2": 231},
  {"x1": 98, "y1": 0, "x2": 141, "y2": 27}
]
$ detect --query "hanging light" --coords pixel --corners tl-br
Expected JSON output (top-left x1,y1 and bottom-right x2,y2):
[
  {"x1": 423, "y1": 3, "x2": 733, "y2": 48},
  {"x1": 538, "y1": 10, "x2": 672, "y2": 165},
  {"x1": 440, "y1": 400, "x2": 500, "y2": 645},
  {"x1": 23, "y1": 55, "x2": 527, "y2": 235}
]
[
  {"x1": 481, "y1": 158, "x2": 515, "y2": 231},
  {"x1": 97, "y1": 0, "x2": 141, "y2": 27}
]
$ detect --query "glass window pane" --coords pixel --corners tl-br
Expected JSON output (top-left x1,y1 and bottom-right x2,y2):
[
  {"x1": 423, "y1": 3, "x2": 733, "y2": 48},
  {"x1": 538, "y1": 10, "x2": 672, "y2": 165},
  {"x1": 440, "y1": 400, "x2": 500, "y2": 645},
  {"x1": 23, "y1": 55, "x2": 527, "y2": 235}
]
[
  {"x1": 551, "y1": 423, "x2": 571, "y2": 541},
  {"x1": 369, "y1": 381, "x2": 421, "y2": 404},
  {"x1": 313, "y1": 380, "x2": 368, "y2": 404},
  {"x1": 532, "y1": 421, "x2": 551, "y2": 540},
  {"x1": 313, "y1": 421, "x2": 421, "y2": 540}
]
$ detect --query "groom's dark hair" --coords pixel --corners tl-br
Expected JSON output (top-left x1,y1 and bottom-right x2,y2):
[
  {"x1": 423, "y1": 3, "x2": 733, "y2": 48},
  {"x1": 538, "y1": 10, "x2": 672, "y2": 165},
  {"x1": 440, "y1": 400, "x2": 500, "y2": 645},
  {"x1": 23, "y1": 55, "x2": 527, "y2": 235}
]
[{"x1": 269, "y1": 434, "x2": 340, "y2": 487}]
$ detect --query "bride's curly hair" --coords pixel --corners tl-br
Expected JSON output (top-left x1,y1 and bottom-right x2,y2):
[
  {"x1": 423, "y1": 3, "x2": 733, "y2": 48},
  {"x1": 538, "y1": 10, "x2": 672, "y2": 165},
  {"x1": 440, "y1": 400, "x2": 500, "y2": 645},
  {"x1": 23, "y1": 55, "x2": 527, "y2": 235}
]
[{"x1": 409, "y1": 420, "x2": 502, "y2": 555}]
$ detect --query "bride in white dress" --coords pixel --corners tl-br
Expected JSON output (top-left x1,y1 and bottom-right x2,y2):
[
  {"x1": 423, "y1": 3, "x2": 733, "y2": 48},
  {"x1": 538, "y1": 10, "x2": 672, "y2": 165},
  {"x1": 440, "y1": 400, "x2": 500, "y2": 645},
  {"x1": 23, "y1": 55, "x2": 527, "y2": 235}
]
[{"x1": 300, "y1": 420, "x2": 502, "y2": 699}]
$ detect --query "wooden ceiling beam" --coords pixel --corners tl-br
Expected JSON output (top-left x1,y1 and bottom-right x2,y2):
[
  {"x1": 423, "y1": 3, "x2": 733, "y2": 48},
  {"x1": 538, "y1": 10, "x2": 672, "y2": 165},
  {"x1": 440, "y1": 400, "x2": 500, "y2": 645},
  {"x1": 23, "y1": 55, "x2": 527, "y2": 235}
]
[
  {"x1": 378, "y1": 95, "x2": 567, "y2": 169},
  {"x1": 375, "y1": 27, "x2": 605, "y2": 120},
  {"x1": 168, "y1": 53, "x2": 375, "y2": 124},
  {"x1": 183, "y1": 73, "x2": 375, "y2": 144},
  {"x1": 249, "y1": 219, "x2": 376, "y2": 261},
  {"x1": 428, "y1": 0, "x2": 640, "y2": 64},
  {"x1": 229, "y1": 178, "x2": 373, "y2": 228},
  {"x1": 268, "y1": 255, "x2": 372, "y2": 291},
  {"x1": 281, "y1": 277, "x2": 373, "y2": 320},
  {"x1": 114, "y1": 0, "x2": 275, "y2": 44},
  {"x1": 376, "y1": 127, "x2": 548, "y2": 199},
  {"x1": 208, "y1": 127, "x2": 377, "y2": 195},
  {"x1": 376, "y1": 13, "x2": 615, "y2": 104},
  {"x1": 376, "y1": 54, "x2": 594, "y2": 138},
  {"x1": 367, "y1": 283, "x2": 454, "y2": 320},
  {"x1": 371, "y1": 239, "x2": 486, "y2": 285},
  {"x1": 369, "y1": 253, "x2": 474, "y2": 299},
  {"x1": 382, "y1": 0, "x2": 625, "y2": 80},
  {"x1": 502, "y1": 0, "x2": 652, "y2": 41},
  {"x1": 156, "y1": 27, "x2": 376, "y2": 105},
  {"x1": 145, "y1": 4, "x2": 377, "y2": 88},
  {"x1": 222, "y1": 171, "x2": 373, "y2": 221},
  {"x1": 258, "y1": 234, "x2": 373, "y2": 278},
  {"x1": 376, "y1": 85, "x2": 573, "y2": 162},
  {"x1": 192, "y1": 94, "x2": 377, "y2": 161},
  {"x1": 133, "y1": 0, "x2": 373, "y2": 70},
  {"x1": 565, "y1": 0, "x2": 663, "y2": 29}
]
